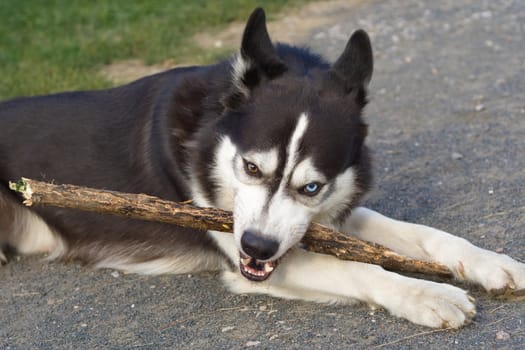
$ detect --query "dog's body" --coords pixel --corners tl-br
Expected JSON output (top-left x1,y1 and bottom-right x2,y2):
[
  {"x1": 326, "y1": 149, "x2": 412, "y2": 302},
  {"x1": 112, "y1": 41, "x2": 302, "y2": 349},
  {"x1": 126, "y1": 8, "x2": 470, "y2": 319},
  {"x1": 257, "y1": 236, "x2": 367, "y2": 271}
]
[{"x1": 1, "y1": 9, "x2": 524, "y2": 328}]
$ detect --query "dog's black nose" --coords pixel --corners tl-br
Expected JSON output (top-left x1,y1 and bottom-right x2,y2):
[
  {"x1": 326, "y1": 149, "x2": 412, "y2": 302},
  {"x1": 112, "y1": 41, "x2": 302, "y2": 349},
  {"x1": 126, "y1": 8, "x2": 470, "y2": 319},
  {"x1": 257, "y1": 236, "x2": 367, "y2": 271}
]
[{"x1": 241, "y1": 230, "x2": 279, "y2": 260}]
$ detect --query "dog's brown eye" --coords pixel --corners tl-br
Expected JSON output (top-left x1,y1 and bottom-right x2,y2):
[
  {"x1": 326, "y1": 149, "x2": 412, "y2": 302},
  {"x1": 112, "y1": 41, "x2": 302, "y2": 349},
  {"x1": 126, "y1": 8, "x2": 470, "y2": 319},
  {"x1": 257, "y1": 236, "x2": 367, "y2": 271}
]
[{"x1": 244, "y1": 160, "x2": 261, "y2": 177}]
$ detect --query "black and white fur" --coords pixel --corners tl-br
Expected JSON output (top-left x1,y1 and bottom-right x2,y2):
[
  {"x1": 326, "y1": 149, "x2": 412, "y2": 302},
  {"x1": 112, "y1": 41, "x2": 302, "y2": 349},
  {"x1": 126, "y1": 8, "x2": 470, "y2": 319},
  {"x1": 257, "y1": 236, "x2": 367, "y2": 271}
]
[{"x1": 1, "y1": 8, "x2": 524, "y2": 328}]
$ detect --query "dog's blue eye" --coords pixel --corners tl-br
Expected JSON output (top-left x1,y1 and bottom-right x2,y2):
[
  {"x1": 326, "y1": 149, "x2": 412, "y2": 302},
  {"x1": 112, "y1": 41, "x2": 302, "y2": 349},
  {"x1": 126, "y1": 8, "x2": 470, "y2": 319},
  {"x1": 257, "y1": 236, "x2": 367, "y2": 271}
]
[
  {"x1": 300, "y1": 182, "x2": 322, "y2": 196},
  {"x1": 305, "y1": 183, "x2": 318, "y2": 192}
]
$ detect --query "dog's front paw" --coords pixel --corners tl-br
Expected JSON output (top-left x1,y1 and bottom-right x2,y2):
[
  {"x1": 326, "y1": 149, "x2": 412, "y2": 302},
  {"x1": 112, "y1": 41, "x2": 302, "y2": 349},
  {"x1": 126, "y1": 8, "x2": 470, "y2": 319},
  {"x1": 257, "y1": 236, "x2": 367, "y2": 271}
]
[
  {"x1": 450, "y1": 247, "x2": 525, "y2": 298},
  {"x1": 387, "y1": 280, "x2": 476, "y2": 329}
]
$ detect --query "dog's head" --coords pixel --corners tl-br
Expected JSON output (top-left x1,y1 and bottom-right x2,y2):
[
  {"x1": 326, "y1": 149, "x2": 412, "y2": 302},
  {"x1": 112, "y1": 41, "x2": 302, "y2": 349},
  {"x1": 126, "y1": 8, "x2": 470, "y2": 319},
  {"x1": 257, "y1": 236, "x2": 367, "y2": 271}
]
[{"x1": 194, "y1": 8, "x2": 373, "y2": 281}]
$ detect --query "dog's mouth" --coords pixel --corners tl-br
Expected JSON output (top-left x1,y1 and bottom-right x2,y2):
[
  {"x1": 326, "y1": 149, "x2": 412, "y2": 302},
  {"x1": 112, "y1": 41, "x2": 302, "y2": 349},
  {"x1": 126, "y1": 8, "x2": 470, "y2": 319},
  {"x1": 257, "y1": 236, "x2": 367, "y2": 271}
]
[{"x1": 239, "y1": 252, "x2": 279, "y2": 282}]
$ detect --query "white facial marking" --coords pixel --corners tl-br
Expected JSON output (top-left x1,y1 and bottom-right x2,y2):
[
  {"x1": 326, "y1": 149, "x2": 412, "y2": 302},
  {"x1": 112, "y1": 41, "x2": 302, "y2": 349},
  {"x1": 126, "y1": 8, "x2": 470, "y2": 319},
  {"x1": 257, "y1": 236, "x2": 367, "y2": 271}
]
[
  {"x1": 264, "y1": 189, "x2": 315, "y2": 258},
  {"x1": 290, "y1": 157, "x2": 327, "y2": 189},
  {"x1": 234, "y1": 113, "x2": 313, "y2": 259},
  {"x1": 261, "y1": 165, "x2": 358, "y2": 258},
  {"x1": 205, "y1": 112, "x2": 360, "y2": 264},
  {"x1": 314, "y1": 167, "x2": 357, "y2": 225},
  {"x1": 233, "y1": 182, "x2": 270, "y2": 249},
  {"x1": 282, "y1": 113, "x2": 309, "y2": 180}
]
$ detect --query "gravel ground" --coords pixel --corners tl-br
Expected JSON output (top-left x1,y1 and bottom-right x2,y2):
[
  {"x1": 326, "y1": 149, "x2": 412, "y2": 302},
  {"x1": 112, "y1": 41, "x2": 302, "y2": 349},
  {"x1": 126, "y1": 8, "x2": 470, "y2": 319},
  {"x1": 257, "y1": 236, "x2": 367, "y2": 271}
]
[{"x1": 1, "y1": 0, "x2": 525, "y2": 349}]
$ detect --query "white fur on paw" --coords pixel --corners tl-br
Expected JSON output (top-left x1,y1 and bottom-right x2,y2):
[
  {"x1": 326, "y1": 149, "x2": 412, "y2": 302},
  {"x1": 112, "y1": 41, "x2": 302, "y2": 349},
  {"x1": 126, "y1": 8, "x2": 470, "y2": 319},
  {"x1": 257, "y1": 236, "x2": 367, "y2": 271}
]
[
  {"x1": 389, "y1": 281, "x2": 476, "y2": 329},
  {"x1": 451, "y1": 247, "x2": 525, "y2": 296}
]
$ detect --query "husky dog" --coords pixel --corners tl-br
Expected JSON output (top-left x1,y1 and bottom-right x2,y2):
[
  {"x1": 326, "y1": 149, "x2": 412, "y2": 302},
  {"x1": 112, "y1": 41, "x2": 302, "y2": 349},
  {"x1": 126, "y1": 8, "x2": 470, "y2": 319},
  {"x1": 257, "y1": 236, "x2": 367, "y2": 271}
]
[{"x1": 1, "y1": 8, "x2": 524, "y2": 328}]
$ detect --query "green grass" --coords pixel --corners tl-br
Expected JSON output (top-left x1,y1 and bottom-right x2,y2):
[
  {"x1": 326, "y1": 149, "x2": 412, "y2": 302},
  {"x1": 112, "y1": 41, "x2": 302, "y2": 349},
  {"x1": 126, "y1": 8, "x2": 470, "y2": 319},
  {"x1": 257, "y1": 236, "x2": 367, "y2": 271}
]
[{"x1": 0, "y1": 0, "x2": 308, "y2": 100}]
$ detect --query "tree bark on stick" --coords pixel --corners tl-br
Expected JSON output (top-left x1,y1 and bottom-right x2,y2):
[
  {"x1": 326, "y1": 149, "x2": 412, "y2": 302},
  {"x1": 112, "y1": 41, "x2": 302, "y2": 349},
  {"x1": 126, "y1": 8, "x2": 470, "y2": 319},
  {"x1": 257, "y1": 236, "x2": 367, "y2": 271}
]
[{"x1": 9, "y1": 177, "x2": 453, "y2": 278}]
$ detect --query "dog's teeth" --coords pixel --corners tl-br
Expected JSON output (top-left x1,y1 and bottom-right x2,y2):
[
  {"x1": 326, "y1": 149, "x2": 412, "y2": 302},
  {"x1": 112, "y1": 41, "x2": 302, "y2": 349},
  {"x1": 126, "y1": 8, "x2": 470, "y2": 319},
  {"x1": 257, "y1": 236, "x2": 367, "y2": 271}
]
[
  {"x1": 241, "y1": 257, "x2": 251, "y2": 266},
  {"x1": 264, "y1": 263, "x2": 274, "y2": 273}
]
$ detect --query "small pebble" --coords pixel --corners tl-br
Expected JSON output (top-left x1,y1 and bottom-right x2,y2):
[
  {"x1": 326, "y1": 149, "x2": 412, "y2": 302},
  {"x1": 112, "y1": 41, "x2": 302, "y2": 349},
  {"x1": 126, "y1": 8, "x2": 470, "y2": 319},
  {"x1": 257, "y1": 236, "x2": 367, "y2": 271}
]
[
  {"x1": 221, "y1": 326, "x2": 235, "y2": 333},
  {"x1": 110, "y1": 271, "x2": 120, "y2": 278},
  {"x1": 475, "y1": 103, "x2": 485, "y2": 112},
  {"x1": 480, "y1": 10, "x2": 492, "y2": 19},
  {"x1": 246, "y1": 340, "x2": 261, "y2": 347},
  {"x1": 451, "y1": 152, "x2": 464, "y2": 160},
  {"x1": 496, "y1": 330, "x2": 510, "y2": 340}
]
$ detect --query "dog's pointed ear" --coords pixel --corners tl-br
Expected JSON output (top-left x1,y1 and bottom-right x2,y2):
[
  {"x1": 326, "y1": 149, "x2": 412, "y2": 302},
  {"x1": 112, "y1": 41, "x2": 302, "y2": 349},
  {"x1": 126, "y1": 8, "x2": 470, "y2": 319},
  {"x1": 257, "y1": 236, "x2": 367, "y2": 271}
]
[
  {"x1": 328, "y1": 29, "x2": 373, "y2": 104},
  {"x1": 223, "y1": 8, "x2": 287, "y2": 110},
  {"x1": 240, "y1": 8, "x2": 286, "y2": 79}
]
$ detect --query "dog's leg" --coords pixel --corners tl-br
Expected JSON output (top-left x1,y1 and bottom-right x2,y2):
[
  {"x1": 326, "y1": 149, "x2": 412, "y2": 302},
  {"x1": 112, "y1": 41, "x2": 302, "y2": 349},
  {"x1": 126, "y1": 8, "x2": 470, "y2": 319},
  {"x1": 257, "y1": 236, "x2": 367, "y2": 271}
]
[
  {"x1": 342, "y1": 207, "x2": 525, "y2": 295},
  {"x1": 0, "y1": 195, "x2": 66, "y2": 264},
  {"x1": 221, "y1": 247, "x2": 476, "y2": 328}
]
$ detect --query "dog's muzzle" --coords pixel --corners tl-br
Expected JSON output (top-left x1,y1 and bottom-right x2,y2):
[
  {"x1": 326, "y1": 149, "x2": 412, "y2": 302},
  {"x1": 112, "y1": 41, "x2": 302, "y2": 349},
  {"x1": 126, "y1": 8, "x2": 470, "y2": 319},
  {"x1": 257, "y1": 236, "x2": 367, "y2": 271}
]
[{"x1": 239, "y1": 230, "x2": 280, "y2": 281}]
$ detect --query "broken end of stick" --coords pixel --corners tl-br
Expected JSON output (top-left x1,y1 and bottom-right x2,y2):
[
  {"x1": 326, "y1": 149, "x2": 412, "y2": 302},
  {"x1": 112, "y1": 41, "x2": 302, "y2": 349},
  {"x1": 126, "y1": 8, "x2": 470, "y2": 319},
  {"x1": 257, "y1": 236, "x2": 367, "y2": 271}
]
[{"x1": 8, "y1": 177, "x2": 34, "y2": 206}]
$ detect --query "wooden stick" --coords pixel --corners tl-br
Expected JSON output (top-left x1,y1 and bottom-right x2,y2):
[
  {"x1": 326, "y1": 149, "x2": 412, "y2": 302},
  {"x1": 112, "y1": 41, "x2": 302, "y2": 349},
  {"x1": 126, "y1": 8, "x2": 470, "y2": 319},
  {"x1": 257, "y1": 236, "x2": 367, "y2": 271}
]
[{"x1": 9, "y1": 178, "x2": 453, "y2": 278}]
